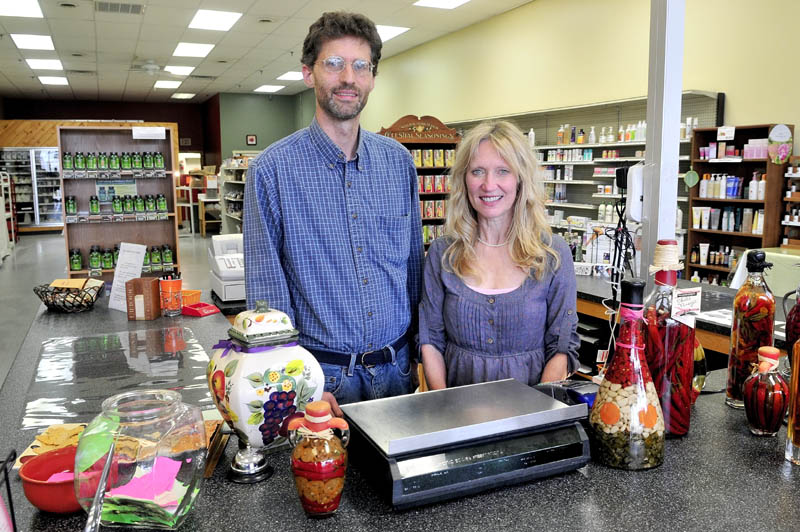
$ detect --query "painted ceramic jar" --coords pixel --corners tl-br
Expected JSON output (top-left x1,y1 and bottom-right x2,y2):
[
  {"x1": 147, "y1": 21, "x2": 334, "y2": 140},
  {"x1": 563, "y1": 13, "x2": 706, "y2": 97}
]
[
  {"x1": 288, "y1": 401, "x2": 349, "y2": 517},
  {"x1": 207, "y1": 301, "x2": 324, "y2": 454}
]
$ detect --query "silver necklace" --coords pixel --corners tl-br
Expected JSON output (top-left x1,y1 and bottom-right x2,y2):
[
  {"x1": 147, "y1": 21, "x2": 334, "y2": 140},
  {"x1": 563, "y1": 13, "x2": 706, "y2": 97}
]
[{"x1": 477, "y1": 237, "x2": 510, "y2": 247}]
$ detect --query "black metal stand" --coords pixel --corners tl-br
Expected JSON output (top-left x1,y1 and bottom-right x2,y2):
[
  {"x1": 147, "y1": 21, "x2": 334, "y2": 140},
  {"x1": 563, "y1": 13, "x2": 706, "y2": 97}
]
[{"x1": 0, "y1": 450, "x2": 18, "y2": 532}]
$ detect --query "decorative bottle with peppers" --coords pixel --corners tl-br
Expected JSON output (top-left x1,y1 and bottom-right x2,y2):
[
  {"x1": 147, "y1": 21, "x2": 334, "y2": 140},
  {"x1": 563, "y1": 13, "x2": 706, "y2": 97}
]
[
  {"x1": 644, "y1": 242, "x2": 696, "y2": 437},
  {"x1": 786, "y1": 339, "x2": 800, "y2": 464},
  {"x1": 743, "y1": 346, "x2": 788, "y2": 436},
  {"x1": 590, "y1": 278, "x2": 665, "y2": 470},
  {"x1": 726, "y1": 250, "x2": 774, "y2": 409},
  {"x1": 782, "y1": 280, "x2": 800, "y2": 375},
  {"x1": 288, "y1": 401, "x2": 349, "y2": 517}
]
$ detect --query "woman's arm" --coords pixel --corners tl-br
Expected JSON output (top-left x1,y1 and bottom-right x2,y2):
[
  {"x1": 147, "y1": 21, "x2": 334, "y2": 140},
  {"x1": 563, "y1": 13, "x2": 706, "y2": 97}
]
[
  {"x1": 540, "y1": 352, "x2": 568, "y2": 382},
  {"x1": 420, "y1": 344, "x2": 447, "y2": 390}
]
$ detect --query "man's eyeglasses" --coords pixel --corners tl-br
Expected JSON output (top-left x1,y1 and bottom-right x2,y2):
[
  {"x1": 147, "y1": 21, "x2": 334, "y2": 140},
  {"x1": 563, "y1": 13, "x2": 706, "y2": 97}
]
[{"x1": 318, "y1": 56, "x2": 374, "y2": 76}]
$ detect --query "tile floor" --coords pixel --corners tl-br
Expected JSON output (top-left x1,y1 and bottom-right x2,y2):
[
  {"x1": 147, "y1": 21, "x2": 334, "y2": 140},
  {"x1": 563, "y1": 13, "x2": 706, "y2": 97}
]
[{"x1": 0, "y1": 233, "x2": 215, "y2": 389}]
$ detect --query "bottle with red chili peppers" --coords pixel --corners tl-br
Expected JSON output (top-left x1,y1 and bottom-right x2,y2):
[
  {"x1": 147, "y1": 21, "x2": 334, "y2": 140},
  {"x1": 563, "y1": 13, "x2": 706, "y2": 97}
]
[
  {"x1": 726, "y1": 250, "x2": 774, "y2": 409},
  {"x1": 786, "y1": 340, "x2": 800, "y2": 464},
  {"x1": 743, "y1": 346, "x2": 788, "y2": 436},
  {"x1": 644, "y1": 267, "x2": 696, "y2": 437},
  {"x1": 590, "y1": 279, "x2": 665, "y2": 470},
  {"x1": 782, "y1": 280, "x2": 800, "y2": 375}
]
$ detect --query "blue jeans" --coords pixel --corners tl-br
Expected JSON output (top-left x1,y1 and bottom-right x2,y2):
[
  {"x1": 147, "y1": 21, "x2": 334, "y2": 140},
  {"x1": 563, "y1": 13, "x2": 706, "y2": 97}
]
[{"x1": 320, "y1": 344, "x2": 412, "y2": 405}]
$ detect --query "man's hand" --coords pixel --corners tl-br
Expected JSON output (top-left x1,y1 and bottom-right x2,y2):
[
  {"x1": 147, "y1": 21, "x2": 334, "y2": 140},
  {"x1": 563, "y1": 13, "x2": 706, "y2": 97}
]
[{"x1": 322, "y1": 391, "x2": 343, "y2": 417}]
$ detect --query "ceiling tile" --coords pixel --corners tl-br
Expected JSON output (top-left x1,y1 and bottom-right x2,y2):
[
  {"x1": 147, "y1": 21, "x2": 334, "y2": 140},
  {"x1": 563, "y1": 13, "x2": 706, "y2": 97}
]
[
  {"x1": 247, "y1": 0, "x2": 308, "y2": 18},
  {"x1": 96, "y1": 22, "x2": 141, "y2": 40},
  {"x1": 40, "y1": 0, "x2": 95, "y2": 20},
  {"x1": 96, "y1": 39, "x2": 137, "y2": 54},
  {"x1": 138, "y1": 24, "x2": 184, "y2": 43},
  {"x1": 145, "y1": 0, "x2": 203, "y2": 7},
  {"x1": 52, "y1": 36, "x2": 96, "y2": 53},
  {"x1": 192, "y1": 61, "x2": 230, "y2": 76},
  {"x1": 230, "y1": 15, "x2": 284, "y2": 36},
  {"x1": 142, "y1": 6, "x2": 195, "y2": 27},
  {"x1": 199, "y1": 0, "x2": 255, "y2": 12},
  {"x1": 0, "y1": 18, "x2": 51, "y2": 34},
  {"x1": 178, "y1": 28, "x2": 227, "y2": 45},
  {"x1": 270, "y1": 17, "x2": 315, "y2": 38},
  {"x1": 47, "y1": 19, "x2": 95, "y2": 39},
  {"x1": 293, "y1": 0, "x2": 362, "y2": 19}
]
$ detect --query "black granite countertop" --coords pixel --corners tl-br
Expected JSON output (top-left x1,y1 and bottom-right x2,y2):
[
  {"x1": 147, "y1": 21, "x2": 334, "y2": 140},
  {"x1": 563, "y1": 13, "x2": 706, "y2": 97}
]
[
  {"x1": 576, "y1": 275, "x2": 790, "y2": 350},
  {"x1": 4, "y1": 291, "x2": 800, "y2": 530}
]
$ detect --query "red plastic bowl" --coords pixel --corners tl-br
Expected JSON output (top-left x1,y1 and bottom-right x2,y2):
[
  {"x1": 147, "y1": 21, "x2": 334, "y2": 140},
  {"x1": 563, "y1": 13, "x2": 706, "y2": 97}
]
[{"x1": 18, "y1": 445, "x2": 81, "y2": 514}]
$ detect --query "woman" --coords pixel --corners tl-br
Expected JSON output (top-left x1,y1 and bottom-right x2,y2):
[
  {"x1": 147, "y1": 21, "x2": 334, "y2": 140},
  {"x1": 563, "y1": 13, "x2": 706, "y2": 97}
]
[{"x1": 419, "y1": 120, "x2": 580, "y2": 389}]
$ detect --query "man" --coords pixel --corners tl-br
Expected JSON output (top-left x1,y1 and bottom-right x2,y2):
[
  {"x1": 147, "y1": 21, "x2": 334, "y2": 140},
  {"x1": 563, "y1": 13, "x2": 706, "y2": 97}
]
[{"x1": 243, "y1": 11, "x2": 423, "y2": 416}]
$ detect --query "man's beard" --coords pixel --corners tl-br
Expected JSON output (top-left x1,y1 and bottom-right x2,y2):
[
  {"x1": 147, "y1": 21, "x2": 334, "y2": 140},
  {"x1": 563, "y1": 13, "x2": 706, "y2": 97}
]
[{"x1": 318, "y1": 84, "x2": 366, "y2": 120}]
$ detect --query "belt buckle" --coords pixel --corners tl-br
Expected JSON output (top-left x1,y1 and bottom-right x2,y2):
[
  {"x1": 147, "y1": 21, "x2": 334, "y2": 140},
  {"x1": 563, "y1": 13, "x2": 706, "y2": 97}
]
[{"x1": 359, "y1": 350, "x2": 376, "y2": 369}]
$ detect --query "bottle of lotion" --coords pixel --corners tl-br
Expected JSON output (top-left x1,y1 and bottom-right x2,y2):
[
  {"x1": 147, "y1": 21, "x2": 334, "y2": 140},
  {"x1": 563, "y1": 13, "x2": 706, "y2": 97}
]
[
  {"x1": 699, "y1": 173, "x2": 709, "y2": 198},
  {"x1": 589, "y1": 126, "x2": 597, "y2": 144},
  {"x1": 748, "y1": 171, "x2": 759, "y2": 200},
  {"x1": 757, "y1": 174, "x2": 766, "y2": 200},
  {"x1": 528, "y1": 128, "x2": 536, "y2": 148}
]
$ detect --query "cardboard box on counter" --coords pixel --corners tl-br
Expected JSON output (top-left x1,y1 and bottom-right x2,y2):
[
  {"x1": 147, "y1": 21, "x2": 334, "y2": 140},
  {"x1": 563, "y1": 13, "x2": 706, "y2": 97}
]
[{"x1": 126, "y1": 277, "x2": 161, "y2": 320}]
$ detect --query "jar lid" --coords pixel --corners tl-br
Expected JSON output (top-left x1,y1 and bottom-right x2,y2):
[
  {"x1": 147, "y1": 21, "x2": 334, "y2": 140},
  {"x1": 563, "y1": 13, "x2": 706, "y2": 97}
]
[
  {"x1": 746, "y1": 250, "x2": 772, "y2": 272},
  {"x1": 757, "y1": 346, "x2": 780, "y2": 372},
  {"x1": 228, "y1": 300, "x2": 299, "y2": 347},
  {"x1": 621, "y1": 278, "x2": 646, "y2": 306}
]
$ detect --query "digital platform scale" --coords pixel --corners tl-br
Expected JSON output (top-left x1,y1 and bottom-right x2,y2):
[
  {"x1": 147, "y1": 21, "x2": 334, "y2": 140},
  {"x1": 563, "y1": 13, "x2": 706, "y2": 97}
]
[{"x1": 341, "y1": 379, "x2": 590, "y2": 509}]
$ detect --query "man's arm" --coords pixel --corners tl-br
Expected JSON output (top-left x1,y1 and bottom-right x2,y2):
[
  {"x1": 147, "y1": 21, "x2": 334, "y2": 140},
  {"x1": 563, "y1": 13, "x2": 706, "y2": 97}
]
[
  {"x1": 406, "y1": 157, "x2": 424, "y2": 344},
  {"x1": 243, "y1": 157, "x2": 294, "y2": 319}
]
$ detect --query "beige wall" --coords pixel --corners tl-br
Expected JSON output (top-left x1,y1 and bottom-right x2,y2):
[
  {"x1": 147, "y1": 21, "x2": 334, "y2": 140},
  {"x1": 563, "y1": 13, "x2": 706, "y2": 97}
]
[{"x1": 362, "y1": 0, "x2": 799, "y2": 143}]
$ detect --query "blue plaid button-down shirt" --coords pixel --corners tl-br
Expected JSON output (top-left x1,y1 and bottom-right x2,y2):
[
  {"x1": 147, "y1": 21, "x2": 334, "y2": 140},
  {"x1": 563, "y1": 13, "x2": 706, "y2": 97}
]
[{"x1": 243, "y1": 118, "x2": 423, "y2": 354}]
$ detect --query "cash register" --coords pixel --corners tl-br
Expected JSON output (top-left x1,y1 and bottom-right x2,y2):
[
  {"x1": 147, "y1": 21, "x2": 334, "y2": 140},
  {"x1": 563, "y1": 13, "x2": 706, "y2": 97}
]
[{"x1": 208, "y1": 234, "x2": 245, "y2": 302}]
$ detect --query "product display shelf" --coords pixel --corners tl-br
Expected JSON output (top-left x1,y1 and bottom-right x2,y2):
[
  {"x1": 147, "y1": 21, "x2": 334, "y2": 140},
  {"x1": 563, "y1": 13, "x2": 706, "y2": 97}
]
[
  {"x1": 780, "y1": 155, "x2": 800, "y2": 249},
  {"x1": 686, "y1": 124, "x2": 792, "y2": 281},
  {"x1": 542, "y1": 180, "x2": 604, "y2": 185},
  {"x1": 535, "y1": 138, "x2": 693, "y2": 151},
  {"x1": 219, "y1": 163, "x2": 247, "y2": 234},
  {"x1": 379, "y1": 115, "x2": 460, "y2": 247},
  {"x1": 0, "y1": 147, "x2": 62, "y2": 231},
  {"x1": 58, "y1": 124, "x2": 180, "y2": 281},
  {"x1": 0, "y1": 172, "x2": 16, "y2": 243}
]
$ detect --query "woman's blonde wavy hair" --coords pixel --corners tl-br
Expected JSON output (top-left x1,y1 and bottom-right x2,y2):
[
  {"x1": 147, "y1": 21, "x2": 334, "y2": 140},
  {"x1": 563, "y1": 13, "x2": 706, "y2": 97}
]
[{"x1": 442, "y1": 120, "x2": 559, "y2": 281}]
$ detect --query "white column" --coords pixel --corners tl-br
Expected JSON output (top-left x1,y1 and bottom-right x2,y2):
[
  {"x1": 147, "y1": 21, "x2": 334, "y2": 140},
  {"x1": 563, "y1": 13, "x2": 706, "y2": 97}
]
[{"x1": 641, "y1": 0, "x2": 684, "y2": 284}]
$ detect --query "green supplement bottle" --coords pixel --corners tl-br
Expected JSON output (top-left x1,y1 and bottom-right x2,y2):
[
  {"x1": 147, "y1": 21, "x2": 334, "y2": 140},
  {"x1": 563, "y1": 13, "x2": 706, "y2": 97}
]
[
  {"x1": 113, "y1": 244, "x2": 120, "y2": 266},
  {"x1": 87, "y1": 152, "x2": 98, "y2": 169},
  {"x1": 88, "y1": 245, "x2": 102, "y2": 269},
  {"x1": 132, "y1": 152, "x2": 143, "y2": 169},
  {"x1": 150, "y1": 245, "x2": 162, "y2": 272},
  {"x1": 121, "y1": 152, "x2": 132, "y2": 170},
  {"x1": 123, "y1": 195, "x2": 134, "y2": 214},
  {"x1": 111, "y1": 195, "x2": 123, "y2": 214},
  {"x1": 154, "y1": 152, "x2": 165, "y2": 168},
  {"x1": 65, "y1": 196, "x2": 77, "y2": 215},
  {"x1": 145, "y1": 194, "x2": 156, "y2": 212},
  {"x1": 162, "y1": 244, "x2": 173, "y2": 265},
  {"x1": 109, "y1": 152, "x2": 120, "y2": 170},
  {"x1": 134, "y1": 195, "x2": 145, "y2": 213},
  {"x1": 141, "y1": 248, "x2": 151, "y2": 273},
  {"x1": 98, "y1": 152, "x2": 108, "y2": 169},
  {"x1": 89, "y1": 195, "x2": 100, "y2": 215},
  {"x1": 74, "y1": 152, "x2": 86, "y2": 169},
  {"x1": 69, "y1": 248, "x2": 82, "y2": 271},
  {"x1": 156, "y1": 193, "x2": 167, "y2": 212},
  {"x1": 102, "y1": 248, "x2": 114, "y2": 269},
  {"x1": 63, "y1": 152, "x2": 73, "y2": 170},
  {"x1": 143, "y1": 152, "x2": 154, "y2": 169}
]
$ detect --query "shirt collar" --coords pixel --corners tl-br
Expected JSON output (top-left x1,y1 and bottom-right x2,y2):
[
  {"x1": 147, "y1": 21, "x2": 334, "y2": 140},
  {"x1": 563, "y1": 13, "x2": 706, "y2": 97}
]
[{"x1": 309, "y1": 116, "x2": 368, "y2": 171}]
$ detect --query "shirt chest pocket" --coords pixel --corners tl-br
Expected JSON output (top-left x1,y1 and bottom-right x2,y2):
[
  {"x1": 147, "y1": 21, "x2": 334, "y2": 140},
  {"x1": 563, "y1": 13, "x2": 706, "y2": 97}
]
[{"x1": 368, "y1": 214, "x2": 410, "y2": 265}]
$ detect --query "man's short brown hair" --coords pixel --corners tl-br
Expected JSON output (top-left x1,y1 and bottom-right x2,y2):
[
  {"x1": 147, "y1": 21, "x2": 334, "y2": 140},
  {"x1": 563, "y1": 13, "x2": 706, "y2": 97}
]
[{"x1": 302, "y1": 11, "x2": 382, "y2": 75}]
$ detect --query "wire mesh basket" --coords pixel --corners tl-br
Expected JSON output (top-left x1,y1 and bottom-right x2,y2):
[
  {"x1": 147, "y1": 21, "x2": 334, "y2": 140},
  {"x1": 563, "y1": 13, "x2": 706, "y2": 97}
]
[{"x1": 33, "y1": 284, "x2": 103, "y2": 313}]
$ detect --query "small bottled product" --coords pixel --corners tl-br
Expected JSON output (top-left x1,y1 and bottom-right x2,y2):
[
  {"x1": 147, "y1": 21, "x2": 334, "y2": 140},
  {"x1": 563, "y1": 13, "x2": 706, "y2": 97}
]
[
  {"x1": 98, "y1": 152, "x2": 108, "y2": 169},
  {"x1": 150, "y1": 245, "x2": 163, "y2": 272},
  {"x1": 556, "y1": 125, "x2": 564, "y2": 145},
  {"x1": 123, "y1": 195, "x2": 134, "y2": 214},
  {"x1": 142, "y1": 248, "x2": 151, "y2": 273},
  {"x1": 143, "y1": 152, "x2": 154, "y2": 169},
  {"x1": 588, "y1": 126, "x2": 596, "y2": 144},
  {"x1": 62, "y1": 152, "x2": 73, "y2": 170},
  {"x1": 132, "y1": 152, "x2": 143, "y2": 169},
  {"x1": 570, "y1": 125, "x2": 577, "y2": 144},
  {"x1": 577, "y1": 129, "x2": 585, "y2": 144},
  {"x1": 89, "y1": 195, "x2": 100, "y2": 215},
  {"x1": 748, "y1": 172, "x2": 759, "y2": 200},
  {"x1": 598, "y1": 204, "x2": 605, "y2": 222},
  {"x1": 86, "y1": 152, "x2": 97, "y2": 170},
  {"x1": 162, "y1": 244, "x2": 173, "y2": 265},
  {"x1": 65, "y1": 196, "x2": 77, "y2": 215},
  {"x1": 88, "y1": 245, "x2": 102, "y2": 269},
  {"x1": 618, "y1": 125, "x2": 624, "y2": 142},
  {"x1": 605, "y1": 204, "x2": 613, "y2": 223},
  {"x1": 691, "y1": 271, "x2": 700, "y2": 282},
  {"x1": 690, "y1": 246, "x2": 699, "y2": 264},
  {"x1": 134, "y1": 195, "x2": 146, "y2": 213},
  {"x1": 111, "y1": 195, "x2": 123, "y2": 214},
  {"x1": 145, "y1": 194, "x2": 156, "y2": 212},
  {"x1": 154, "y1": 152, "x2": 165, "y2": 168},
  {"x1": 599, "y1": 126, "x2": 607, "y2": 144},
  {"x1": 109, "y1": 152, "x2": 120, "y2": 170},
  {"x1": 743, "y1": 346, "x2": 788, "y2": 436},
  {"x1": 102, "y1": 248, "x2": 114, "y2": 269},
  {"x1": 699, "y1": 174, "x2": 708, "y2": 198},
  {"x1": 74, "y1": 152, "x2": 85, "y2": 169},
  {"x1": 121, "y1": 152, "x2": 132, "y2": 170},
  {"x1": 757, "y1": 174, "x2": 766, "y2": 200},
  {"x1": 527, "y1": 128, "x2": 535, "y2": 148},
  {"x1": 113, "y1": 244, "x2": 120, "y2": 267},
  {"x1": 69, "y1": 248, "x2": 82, "y2": 271},
  {"x1": 156, "y1": 193, "x2": 168, "y2": 212}
]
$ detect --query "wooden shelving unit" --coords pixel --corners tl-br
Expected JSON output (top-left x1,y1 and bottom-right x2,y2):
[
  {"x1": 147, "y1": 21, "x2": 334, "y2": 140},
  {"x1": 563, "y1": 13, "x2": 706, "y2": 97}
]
[
  {"x1": 58, "y1": 123, "x2": 180, "y2": 281},
  {"x1": 686, "y1": 124, "x2": 792, "y2": 281},
  {"x1": 781, "y1": 155, "x2": 800, "y2": 250},
  {"x1": 379, "y1": 115, "x2": 460, "y2": 247}
]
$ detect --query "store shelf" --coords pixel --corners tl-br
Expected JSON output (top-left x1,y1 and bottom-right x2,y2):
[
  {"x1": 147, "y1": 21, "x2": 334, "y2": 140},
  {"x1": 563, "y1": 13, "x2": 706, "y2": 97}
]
[
  {"x1": 224, "y1": 212, "x2": 242, "y2": 221},
  {"x1": 691, "y1": 197, "x2": 763, "y2": 204},
  {"x1": 539, "y1": 161, "x2": 594, "y2": 166},
  {"x1": 591, "y1": 194, "x2": 688, "y2": 202},
  {"x1": 545, "y1": 201, "x2": 596, "y2": 210},
  {"x1": 419, "y1": 191, "x2": 450, "y2": 196},
  {"x1": 224, "y1": 195, "x2": 244, "y2": 202},
  {"x1": 422, "y1": 217, "x2": 445, "y2": 221},
  {"x1": 687, "y1": 262, "x2": 731, "y2": 272},
  {"x1": 593, "y1": 157, "x2": 644, "y2": 163},
  {"x1": 692, "y1": 158, "x2": 766, "y2": 163},
  {"x1": 535, "y1": 138, "x2": 691, "y2": 151},
  {"x1": 785, "y1": 173, "x2": 800, "y2": 178},
  {"x1": 783, "y1": 197, "x2": 800, "y2": 202},
  {"x1": 782, "y1": 221, "x2": 800, "y2": 227},
  {"x1": 690, "y1": 229, "x2": 762, "y2": 238},
  {"x1": 542, "y1": 180, "x2": 603, "y2": 185},
  {"x1": 224, "y1": 180, "x2": 246, "y2": 185}
]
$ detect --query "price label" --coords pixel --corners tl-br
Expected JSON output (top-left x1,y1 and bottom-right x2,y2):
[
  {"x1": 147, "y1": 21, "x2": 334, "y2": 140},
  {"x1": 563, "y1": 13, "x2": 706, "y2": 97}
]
[
  {"x1": 717, "y1": 126, "x2": 735, "y2": 141},
  {"x1": 132, "y1": 126, "x2": 166, "y2": 140}
]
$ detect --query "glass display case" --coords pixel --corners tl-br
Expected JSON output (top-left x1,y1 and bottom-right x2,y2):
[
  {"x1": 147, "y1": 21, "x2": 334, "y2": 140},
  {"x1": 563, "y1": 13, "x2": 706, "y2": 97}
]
[{"x1": 0, "y1": 147, "x2": 61, "y2": 230}]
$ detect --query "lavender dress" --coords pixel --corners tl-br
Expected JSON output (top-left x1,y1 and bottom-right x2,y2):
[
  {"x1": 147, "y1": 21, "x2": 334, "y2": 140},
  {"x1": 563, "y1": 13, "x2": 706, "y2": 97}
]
[{"x1": 419, "y1": 236, "x2": 580, "y2": 387}]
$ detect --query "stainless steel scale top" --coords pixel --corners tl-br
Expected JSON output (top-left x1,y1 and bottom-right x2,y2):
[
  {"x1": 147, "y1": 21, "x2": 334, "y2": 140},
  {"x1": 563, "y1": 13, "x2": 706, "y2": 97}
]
[{"x1": 341, "y1": 379, "x2": 587, "y2": 457}]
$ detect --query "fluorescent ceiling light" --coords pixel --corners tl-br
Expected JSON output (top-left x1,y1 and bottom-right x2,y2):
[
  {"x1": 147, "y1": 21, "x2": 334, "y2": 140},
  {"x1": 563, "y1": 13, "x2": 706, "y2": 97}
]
[
  {"x1": 0, "y1": 0, "x2": 43, "y2": 17},
  {"x1": 376, "y1": 25, "x2": 409, "y2": 42},
  {"x1": 188, "y1": 9, "x2": 242, "y2": 31},
  {"x1": 171, "y1": 93, "x2": 196, "y2": 99},
  {"x1": 26, "y1": 59, "x2": 63, "y2": 70},
  {"x1": 414, "y1": 0, "x2": 471, "y2": 8},
  {"x1": 10, "y1": 33, "x2": 54, "y2": 50},
  {"x1": 277, "y1": 71, "x2": 303, "y2": 81},
  {"x1": 39, "y1": 76, "x2": 68, "y2": 85},
  {"x1": 154, "y1": 80, "x2": 181, "y2": 89},
  {"x1": 164, "y1": 65, "x2": 195, "y2": 76},
  {"x1": 254, "y1": 85, "x2": 284, "y2": 93},
  {"x1": 173, "y1": 42, "x2": 214, "y2": 58}
]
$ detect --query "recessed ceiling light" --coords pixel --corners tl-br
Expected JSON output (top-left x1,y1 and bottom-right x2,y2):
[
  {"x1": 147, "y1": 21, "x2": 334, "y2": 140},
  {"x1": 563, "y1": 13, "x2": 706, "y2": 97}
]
[
  {"x1": 254, "y1": 85, "x2": 284, "y2": 93},
  {"x1": 154, "y1": 80, "x2": 181, "y2": 89},
  {"x1": 164, "y1": 65, "x2": 195, "y2": 76},
  {"x1": 39, "y1": 76, "x2": 68, "y2": 85},
  {"x1": 171, "y1": 93, "x2": 195, "y2": 99},
  {"x1": 216, "y1": 60, "x2": 228, "y2": 64},
  {"x1": 188, "y1": 9, "x2": 242, "y2": 31},
  {"x1": 58, "y1": 2, "x2": 77, "y2": 7},
  {"x1": 376, "y1": 25, "x2": 410, "y2": 42},
  {"x1": 413, "y1": 0, "x2": 471, "y2": 8},
  {"x1": 71, "y1": 52, "x2": 83, "y2": 57},
  {"x1": 10, "y1": 34, "x2": 54, "y2": 50},
  {"x1": 277, "y1": 71, "x2": 303, "y2": 81},
  {"x1": 26, "y1": 59, "x2": 63, "y2": 70},
  {"x1": 173, "y1": 42, "x2": 214, "y2": 58},
  {"x1": 0, "y1": 0, "x2": 44, "y2": 18},
  {"x1": 258, "y1": 18, "x2": 273, "y2": 23}
]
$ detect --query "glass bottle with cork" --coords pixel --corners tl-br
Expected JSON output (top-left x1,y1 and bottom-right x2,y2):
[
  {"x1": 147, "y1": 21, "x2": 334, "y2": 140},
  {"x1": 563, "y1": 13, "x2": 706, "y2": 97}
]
[
  {"x1": 726, "y1": 250, "x2": 774, "y2": 408},
  {"x1": 743, "y1": 346, "x2": 788, "y2": 436}
]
